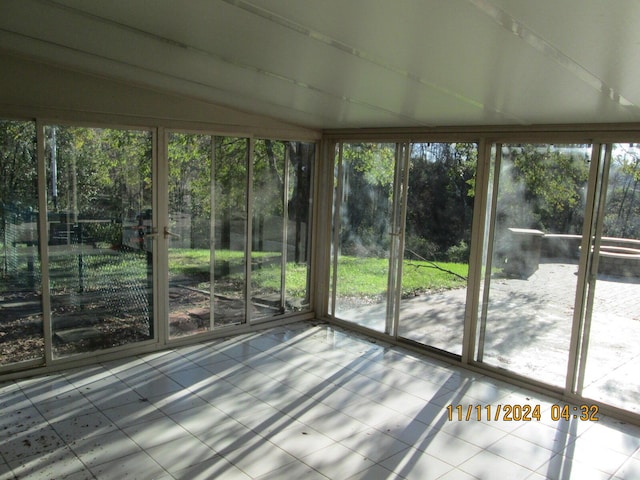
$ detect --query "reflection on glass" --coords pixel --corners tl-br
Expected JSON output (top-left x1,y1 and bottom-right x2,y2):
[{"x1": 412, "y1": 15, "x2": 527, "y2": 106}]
[
  {"x1": 478, "y1": 144, "x2": 591, "y2": 386},
  {"x1": 167, "y1": 132, "x2": 214, "y2": 337},
  {"x1": 333, "y1": 143, "x2": 396, "y2": 332},
  {"x1": 46, "y1": 126, "x2": 154, "y2": 358},
  {"x1": 0, "y1": 120, "x2": 43, "y2": 365},
  {"x1": 214, "y1": 136, "x2": 248, "y2": 325},
  {"x1": 251, "y1": 140, "x2": 313, "y2": 320},
  {"x1": 398, "y1": 143, "x2": 477, "y2": 355},
  {"x1": 285, "y1": 142, "x2": 313, "y2": 311},
  {"x1": 583, "y1": 143, "x2": 640, "y2": 414}
]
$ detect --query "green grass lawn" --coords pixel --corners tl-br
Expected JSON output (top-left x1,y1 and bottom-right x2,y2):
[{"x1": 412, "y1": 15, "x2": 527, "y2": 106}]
[
  {"x1": 169, "y1": 249, "x2": 468, "y2": 297},
  {"x1": 334, "y1": 256, "x2": 467, "y2": 297},
  {"x1": 2, "y1": 247, "x2": 467, "y2": 297}
]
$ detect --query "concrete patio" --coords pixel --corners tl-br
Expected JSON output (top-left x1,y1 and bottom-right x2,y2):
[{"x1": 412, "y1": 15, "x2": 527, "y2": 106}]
[{"x1": 336, "y1": 261, "x2": 640, "y2": 415}]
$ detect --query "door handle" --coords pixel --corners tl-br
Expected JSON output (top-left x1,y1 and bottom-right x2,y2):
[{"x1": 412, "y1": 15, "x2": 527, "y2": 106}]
[{"x1": 164, "y1": 227, "x2": 180, "y2": 239}]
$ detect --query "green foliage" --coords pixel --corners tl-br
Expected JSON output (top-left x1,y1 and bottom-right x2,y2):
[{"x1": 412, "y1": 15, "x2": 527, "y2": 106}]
[
  {"x1": 214, "y1": 137, "x2": 248, "y2": 206},
  {"x1": 405, "y1": 143, "x2": 477, "y2": 259},
  {"x1": 0, "y1": 120, "x2": 38, "y2": 259},
  {"x1": 253, "y1": 139, "x2": 285, "y2": 218},
  {"x1": 445, "y1": 240, "x2": 470, "y2": 263},
  {"x1": 168, "y1": 132, "x2": 213, "y2": 248},
  {"x1": 603, "y1": 145, "x2": 640, "y2": 238},
  {"x1": 83, "y1": 222, "x2": 122, "y2": 247},
  {"x1": 45, "y1": 126, "x2": 153, "y2": 223},
  {"x1": 337, "y1": 142, "x2": 478, "y2": 263},
  {"x1": 404, "y1": 235, "x2": 439, "y2": 260},
  {"x1": 505, "y1": 144, "x2": 590, "y2": 233},
  {"x1": 339, "y1": 143, "x2": 396, "y2": 256},
  {"x1": 0, "y1": 120, "x2": 37, "y2": 210},
  {"x1": 343, "y1": 143, "x2": 396, "y2": 187}
]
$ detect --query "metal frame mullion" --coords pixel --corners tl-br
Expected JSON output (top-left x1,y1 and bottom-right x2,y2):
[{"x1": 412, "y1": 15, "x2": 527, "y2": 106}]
[
  {"x1": 571, "y1": 143, "x2": 612, "y2": 394},
  {"x1": 390, "y1": 142, "x2": 410, "y2": 338},
  {"x1": 245, "y1": 137, "x2": 254, "y2": 324},
  {"x1": 210, "y1": 136, "x2": 216, "y2": 331},
  {"x1": 385, "y1": 144, "x2": 401, "y2": 335},
  {"x1": 281, "y1": 144, "x2": 290, "y2": 311},
  {"x1": 564, "y1": 143, "x2": 603, "y2": 393},
  {"x1": 155, "y1": 127, "x2": 168, "y2": 345},
  {"x1": 37, "y1": 120, "x2": 53, "y2": 365},
  {"x1": 462, "y1": 138, "x2": 492, "y2": 364},
  {"x1": 330, "y1": 143, "x2": 345, "y2": 318},
  {"x1": 475, "y1": 143, "x2": 502, "y2": 362}
]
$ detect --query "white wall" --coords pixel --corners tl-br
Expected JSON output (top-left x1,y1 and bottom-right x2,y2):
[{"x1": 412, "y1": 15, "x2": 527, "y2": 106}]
[{"x1": 0, "y1": 52, "x2": 320, "y2": 140}]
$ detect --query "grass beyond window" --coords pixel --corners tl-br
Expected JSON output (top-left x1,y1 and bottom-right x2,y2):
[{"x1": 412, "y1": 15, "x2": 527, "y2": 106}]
[
  {"x1": 169, "y1": 249, "x2": 468, "y2": 297},
  {"x1": 335, "y1": 256, "x2": 467, "y2": 297}
]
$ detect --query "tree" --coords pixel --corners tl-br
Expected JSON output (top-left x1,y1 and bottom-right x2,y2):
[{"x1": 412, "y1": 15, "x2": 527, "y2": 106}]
[
  {"x1": 339, "y1": 143, "x2": 395, "y2": 256},
  {"x1": 215, "y1": 136, "x2": 249, "y2": 251},
  {"x1": 0, "y1": 120, "x2": 37, "y2": 281},
  {"x1": 168, "y1": 132, "x2": 212, "y2": 248},
  {"x1": 602, "y1": 144, "x2": 640, "y2": 239},
  {"x1": 405, "y1": 143, "x2": 477, "y2": 261},
  {"x1": 500, "y1": 144, "x2": 590, "y2": 234}
]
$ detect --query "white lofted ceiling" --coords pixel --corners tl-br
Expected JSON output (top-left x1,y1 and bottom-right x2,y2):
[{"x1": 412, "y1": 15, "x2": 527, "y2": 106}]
[{"x1": 1, "y1": 0, "x2": 640, "y2": 129}]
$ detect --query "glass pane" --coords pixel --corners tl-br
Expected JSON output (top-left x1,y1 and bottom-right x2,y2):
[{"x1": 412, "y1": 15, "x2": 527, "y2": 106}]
[
  {"x1": 583, "y1": 143, "x2": 640, "y2": 414},
  {"x1": 333, "y1": 143, "x2": 396, "y2": 332},
  {"x1": 46, "y1": 126, "x2": 154, "y2": 358},
  {"x1": 478, "y1": 144, "x2": 591, "y2": 386},
  {"x1": 285, "y1": 142, "x2": 313, "y2": 312},
  {"x1": 167, "y1": 132, "x2": 214, "y2": 338},
  {"x1": 398, "y1": 143, "x2": 477, "y2": 355},
  {"x1": 213, "y1": 136, "x2": 248, "y2": 325},
  {"x1": 0, "y1": 120, "x2": 43, "y2": 366},
  {"x1": 251, "y1": 140, "x2": 286, "y2": 320}
]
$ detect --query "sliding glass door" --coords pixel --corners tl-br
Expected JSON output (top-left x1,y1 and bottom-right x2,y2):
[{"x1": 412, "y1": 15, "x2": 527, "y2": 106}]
[
  {"x1": 251, "y1": 140, "x2": 313, "y2": 320},
  {"x1": 167, "y1": 133, "x2": 248, "y2": 337},
  {"x1": 329, "y1": 137, "x2": 640, "y2": 419},
  {"x1": 331, "y1": 141, "x2": 476, "y2": 356},
  {"x1": 46, "y1": 125, "x2": 155, "y2": 358},
  {"x1": 580, "y1": 143, "x2": 640, "y2": 414},
  {"x1": 476, "y1": 140, "x2": 640, "y2": 414},
  {"x1": 476, "y1": 144, "x2": 591, "y2": 386},
  {"x1": 1, "y1": 123, "x2": 316, "y2": 370},
  {"x1": 331, "y1": 143, "x2": 398, "y2": 333},
  {"x1": 166, "y1": 133, "x2": 314, "y2": 336},
  {"x1": 397, "y1": 143, "x2": 477, "y2": 355},
  {"x1": 0, "y1": 120, "x2": 43, "y2": 366}
]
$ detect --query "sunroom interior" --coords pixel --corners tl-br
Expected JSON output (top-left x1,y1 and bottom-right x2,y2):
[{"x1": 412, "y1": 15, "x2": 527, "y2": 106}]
[{"x1": 2, "y1": 1, "x2": 640, "y2": 479}]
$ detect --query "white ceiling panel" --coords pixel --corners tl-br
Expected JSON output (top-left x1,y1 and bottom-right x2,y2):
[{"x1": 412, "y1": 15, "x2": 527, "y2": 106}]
[{"x1": 1, "y1": 0, "x2": 640, "y2": 129}]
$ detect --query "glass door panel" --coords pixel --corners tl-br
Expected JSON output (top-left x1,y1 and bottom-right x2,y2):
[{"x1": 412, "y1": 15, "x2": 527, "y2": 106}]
[
  {"x1": 168, "y1": 135, "x2": 312, "y2": 331},
  {"x1": 332, "y1": 143, "x2": 396, "y2": 333},
  {"x1": 167, "y1": 133, "x2": 249, "y2": 335},
  {"x1": 478, "y1": 144, "x2": 591, "y2": 386},
  {"x1": 167, "y1": 132, "x2": 215, "y2": 338},
  {"x1": 284, "y1": 142, "x2": 314, "y2": 312},
  {"x1": 46, "y1": 126, "x2": 154, "y2": 358},
  {"x1": 251, "y1": 139, "x2": 286, "y2": 320},
  {"x1": 0, "y1": 120, "x2": 43, "y2": 366},
  {"x1": 213, "y1": 136, "x2": 248, "y2": 326},
  {"x1": 398, "y1": 143, "x2": 477, "y2": 355},
  {"x1": 251, "y1": 140, "x2": 314, "y2": 320},
  {"x1": 582, "y1": 143, "x2": 640, "y2": 414}
]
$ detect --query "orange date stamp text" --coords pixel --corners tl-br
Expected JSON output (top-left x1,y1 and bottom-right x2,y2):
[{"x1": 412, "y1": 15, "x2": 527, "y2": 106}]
[{"x1": 446, "y1": 404, "x2": 599, "y2": 422}]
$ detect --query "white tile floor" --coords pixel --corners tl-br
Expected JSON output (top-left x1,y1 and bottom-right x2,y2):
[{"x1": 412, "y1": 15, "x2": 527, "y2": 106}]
[{"x1": 1, "y1": 321, "x2": 639, "y2": 479}]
